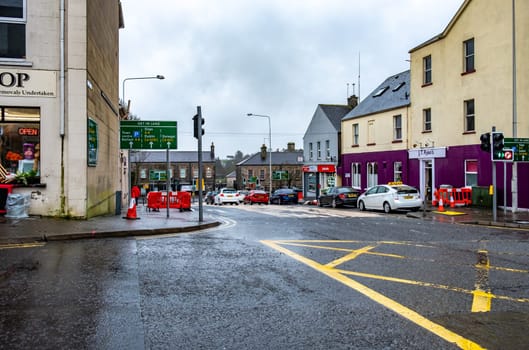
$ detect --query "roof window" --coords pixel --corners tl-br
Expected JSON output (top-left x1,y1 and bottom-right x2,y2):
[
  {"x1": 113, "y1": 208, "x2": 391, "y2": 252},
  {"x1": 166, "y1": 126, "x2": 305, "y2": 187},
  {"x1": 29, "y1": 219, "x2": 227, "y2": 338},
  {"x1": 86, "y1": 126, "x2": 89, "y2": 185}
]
[
  {"x1": 392, "y1": 82, "x2": 405, "y2": 91},
  {"x1": 373, "y1": 86, "x2": 389, "y2": 97}
]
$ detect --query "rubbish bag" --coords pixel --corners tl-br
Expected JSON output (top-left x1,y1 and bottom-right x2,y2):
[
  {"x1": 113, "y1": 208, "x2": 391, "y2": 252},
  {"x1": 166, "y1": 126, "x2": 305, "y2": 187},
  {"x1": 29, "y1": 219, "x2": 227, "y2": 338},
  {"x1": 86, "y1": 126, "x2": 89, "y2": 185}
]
[{"x1": 5, "y1": 193, "x2": 30, "y2": 218}]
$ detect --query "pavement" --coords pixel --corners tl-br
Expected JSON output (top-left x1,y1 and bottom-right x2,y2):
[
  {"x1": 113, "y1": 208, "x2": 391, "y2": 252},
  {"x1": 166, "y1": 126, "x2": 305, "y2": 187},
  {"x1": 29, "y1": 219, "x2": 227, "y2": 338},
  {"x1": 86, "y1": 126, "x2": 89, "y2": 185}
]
[{"x1": 1, "y1": 202, "x2": 529, "y2": 245}]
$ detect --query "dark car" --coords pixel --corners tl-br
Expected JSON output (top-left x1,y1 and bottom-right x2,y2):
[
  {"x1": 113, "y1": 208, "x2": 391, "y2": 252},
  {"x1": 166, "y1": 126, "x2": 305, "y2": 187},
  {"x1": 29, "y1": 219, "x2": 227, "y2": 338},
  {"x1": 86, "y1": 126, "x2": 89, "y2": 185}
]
[
  {"x1": 270, "y1": 188, "x2": 298, "y2": 205},
  {"x1": 318, "y1": 186, "x2": 360, "y2": 208},
  {"x1": 243, "y1": 190, "x2": 269, "y2": 205},
  {"x1": 205, "y1": 191, "x2": 217, "y2": 205}
]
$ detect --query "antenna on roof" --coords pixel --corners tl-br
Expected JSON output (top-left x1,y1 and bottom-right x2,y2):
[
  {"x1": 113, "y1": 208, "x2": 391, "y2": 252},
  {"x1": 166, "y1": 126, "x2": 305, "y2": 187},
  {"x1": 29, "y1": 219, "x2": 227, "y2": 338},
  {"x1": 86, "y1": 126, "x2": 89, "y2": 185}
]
[{"x1": 358, "y1": 52, "x2": 361, "y2": 100}]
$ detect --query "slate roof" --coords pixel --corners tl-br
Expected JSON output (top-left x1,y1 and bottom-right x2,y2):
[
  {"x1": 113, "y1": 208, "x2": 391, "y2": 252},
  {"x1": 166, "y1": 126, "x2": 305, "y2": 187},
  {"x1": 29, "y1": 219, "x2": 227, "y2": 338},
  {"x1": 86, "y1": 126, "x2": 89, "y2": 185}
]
[
  {"x1": 237, "y1": 150, "x2": 304, "y2": 166},
  {"x1": 130, "y1": 150, "x2": 215, "y2": 163},
  {"x1": 343, "y1": 70, "x2": 410, "y2": 121},
  {"x1": 319, "y1": 104, "x2": 352, "y2": 131}
]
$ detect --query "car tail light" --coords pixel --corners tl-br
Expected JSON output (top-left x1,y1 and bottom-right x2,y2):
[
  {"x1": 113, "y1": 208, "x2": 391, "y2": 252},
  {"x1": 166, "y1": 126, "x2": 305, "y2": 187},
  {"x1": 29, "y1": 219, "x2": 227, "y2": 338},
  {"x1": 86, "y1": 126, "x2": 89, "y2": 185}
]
[
  {"x1": 220, "y1": 193, "x2": 224, "y2": 197},
  {"x1": 339, "y1": 194, "x2": 345, "y2": 199}
]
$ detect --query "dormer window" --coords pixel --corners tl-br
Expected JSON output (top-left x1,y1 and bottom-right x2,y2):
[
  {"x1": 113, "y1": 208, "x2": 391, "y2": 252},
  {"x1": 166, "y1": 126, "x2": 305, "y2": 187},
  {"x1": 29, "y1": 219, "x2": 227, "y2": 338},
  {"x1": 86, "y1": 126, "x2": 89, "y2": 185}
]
[{"x1": 392, "y1": 82, "x2": 405, "y2": 91}]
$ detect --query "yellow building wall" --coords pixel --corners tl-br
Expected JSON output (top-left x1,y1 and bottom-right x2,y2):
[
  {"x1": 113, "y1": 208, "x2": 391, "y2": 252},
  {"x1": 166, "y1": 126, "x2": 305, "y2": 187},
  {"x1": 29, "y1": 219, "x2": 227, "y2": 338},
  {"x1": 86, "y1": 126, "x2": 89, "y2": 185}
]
[
  {"x1": 410, "y1": 0, "x2": 528, "y2": 146},
  {"x1": 341, "y1": 105, "x2": 410, "y2": 155}
]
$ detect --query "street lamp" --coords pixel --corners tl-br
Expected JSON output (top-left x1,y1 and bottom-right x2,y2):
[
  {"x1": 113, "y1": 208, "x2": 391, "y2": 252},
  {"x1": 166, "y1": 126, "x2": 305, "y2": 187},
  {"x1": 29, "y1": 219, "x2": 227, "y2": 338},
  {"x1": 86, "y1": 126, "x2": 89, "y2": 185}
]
[
  {"x1": 247, "y1": 113, "x2": 272, "y2": 203},
  {"x1": 122, "y1": 74, "x2": 165, "y2": 104}
]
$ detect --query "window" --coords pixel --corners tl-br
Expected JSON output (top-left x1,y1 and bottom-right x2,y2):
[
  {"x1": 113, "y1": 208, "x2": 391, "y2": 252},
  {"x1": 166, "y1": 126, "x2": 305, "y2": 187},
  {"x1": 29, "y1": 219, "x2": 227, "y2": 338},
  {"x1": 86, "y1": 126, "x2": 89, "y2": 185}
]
[
  {"x1": 325, "y1": 140, "x2": 330, "y2": 159},
  {"x1": 259, "y1": 169, "x2": 265, "y2": 180},
  {"x1": 317, "y1": 141, "x2": 321, "y2": 159},
  {"x1": 309, "y1": 142, "x2": 313, "y2": 160},
  {"x1": 465, "y1": 160, "x2": 478, "y2": 187},
  {"x1": 179, "y1": 167, "x2": 186, "y2": 178},
  {"x1": 367, "y1": 120, "x2": 375, "y2": 144},
  {"x1": 0, "y1": 107, "x2": 40, "y2": 177},
  {"x1": 393, "y1": 115, "x2": 402, "y2": 140},
  {"x1": 0, "y1": 0, "x2": 26, "y2": 59},
  {"x1": 367, "y1": 162, "x2": 378, "y2": 188},
  {"x1": 423, "y1": 108, "x2": 432, "y2": 132},
  {"x1": 352, "y1": 124, "x2": 359, "y2": 145},
  {"x1": 423, "y1": 55, "x2": 432, "y2": 84},
  {"x1": 373, "y1": 86, "x2": 388, "y2": 97},
  {"x1": 464, "y1": 99, "x2": 475, "y2": 132},
  {"x1": 351, "y1": 163, "x2": 361, "y2": 188},
  {"x1": 247, "y1": 169, "x2": 253, "y2": 178},
  {"x1": 463, "y1": 38, "x2": 475, "y2": 73},
  {"x1": 394, "y1": 162, "x2": 402, "y2": 182}
]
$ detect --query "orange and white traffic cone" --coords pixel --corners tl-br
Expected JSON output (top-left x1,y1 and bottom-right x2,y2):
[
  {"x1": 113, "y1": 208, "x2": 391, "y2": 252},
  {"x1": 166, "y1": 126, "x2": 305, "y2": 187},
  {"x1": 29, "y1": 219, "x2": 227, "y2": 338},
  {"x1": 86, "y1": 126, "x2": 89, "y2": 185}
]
[
  {"x1": 124, "y1": 197, "x2": 139, "y2": 220},
  {"x1": 438, "y1": 198, "x2": 445, "y2": 212},
  {"x1": 449, "y1": 194, "x2": 455, "y2": 208}
]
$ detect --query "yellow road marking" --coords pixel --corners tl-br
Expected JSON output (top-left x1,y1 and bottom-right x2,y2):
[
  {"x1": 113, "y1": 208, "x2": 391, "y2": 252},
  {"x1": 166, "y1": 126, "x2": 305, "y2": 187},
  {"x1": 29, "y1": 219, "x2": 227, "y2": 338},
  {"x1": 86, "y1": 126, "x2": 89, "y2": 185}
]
[
  {"x1": 0, "y1": 242, "x2": 45, "y2": 250},
  {"x1": 326, "y1": 245, "x2": 378, "y2": 268},
  {"x1": 261, "y1": 240, "x2": 485, "y2": 350},
  {"x1": 471, "y1": 250, "x2": 492, "y2": 313}
]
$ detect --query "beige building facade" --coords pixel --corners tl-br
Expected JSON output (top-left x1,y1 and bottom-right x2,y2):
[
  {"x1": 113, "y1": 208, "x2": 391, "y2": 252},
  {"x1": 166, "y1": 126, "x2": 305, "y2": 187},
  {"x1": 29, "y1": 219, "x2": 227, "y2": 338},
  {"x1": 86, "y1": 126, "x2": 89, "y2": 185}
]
[{"x1": 0, "y1": 1, "x2": 124, "y2": 218}]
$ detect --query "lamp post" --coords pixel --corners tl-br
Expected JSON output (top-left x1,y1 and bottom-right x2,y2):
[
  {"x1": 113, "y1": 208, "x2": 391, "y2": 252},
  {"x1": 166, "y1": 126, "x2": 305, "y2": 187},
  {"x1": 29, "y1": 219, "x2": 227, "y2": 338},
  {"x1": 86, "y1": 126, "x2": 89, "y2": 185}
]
[
  {"x1": 120, "y1": 75, "x2": 164, "y2": 209},
  {"x1": 247, "y1": 113, "x2": 272, "y2": 203},
  {"x1": 122, "y1": 74, "x2": 165, "y2": 104}
]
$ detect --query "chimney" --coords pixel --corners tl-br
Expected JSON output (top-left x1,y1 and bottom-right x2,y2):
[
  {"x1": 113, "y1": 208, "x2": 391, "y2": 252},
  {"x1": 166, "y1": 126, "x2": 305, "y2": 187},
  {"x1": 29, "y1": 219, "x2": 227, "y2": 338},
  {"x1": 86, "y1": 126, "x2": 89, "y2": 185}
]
[
  {"x1": 347, "y1": 95, "x2": 358, "y2": 108},
  {"x1": 210, "y1": 142, "x2": 215, "y2": 159},
  {"x1": 260, "y1": 144, "x2": 267, "y2": 160},
  {"x1": 287, "y1": 142, "x2": 295, "y2": 152}
]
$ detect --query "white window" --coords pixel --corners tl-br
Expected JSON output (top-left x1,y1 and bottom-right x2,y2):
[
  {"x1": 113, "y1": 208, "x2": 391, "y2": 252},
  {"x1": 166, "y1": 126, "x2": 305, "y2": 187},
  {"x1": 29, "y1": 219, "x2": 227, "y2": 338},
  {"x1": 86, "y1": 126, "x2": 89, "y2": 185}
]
[
  {"x1": 393, "y1": 115, "x2": 402, "y2": 141},
  {"x1": 423, "y1": 55, "x2": 432, "y2": 84},
  {"x1": 179, "y1": 167, "x2": 186, "y2": 178},
  {"x1": 463, "y1": 38, "x2": 475, "y2": 73},
  {"x1": 325, "y1": 140, "x2": 330, "y2": 159},
  {"x1": 317, "y1": 141, "x2": 321, "y2": 159},
  {"x1": 423, "y1": 108, "x2": 432, "y2": 132},
  {"x1": 394, "y1": 162, "x2": 402, "y2": 182},
  {"x1": 352, "y1": 124, "x2": 359, "y2": 146},
  {"x1": 309, "y1": 142, "x2": 313, "y2": 160},
  {"x1": 465, "y1": 160, "x2": 478, "y2": 187},
  {"x1": 351, "y1": 163, "x2": 361, "y2": 188},
  {"x1": 367, "y1": 162, "x2": 378, "y2": 188},
  {"x1": 464, "y1": 99, "x2": 475, "y2": 132},
  {"x1": 0, "y1": 0, "x2": 26, "y2": 59}
]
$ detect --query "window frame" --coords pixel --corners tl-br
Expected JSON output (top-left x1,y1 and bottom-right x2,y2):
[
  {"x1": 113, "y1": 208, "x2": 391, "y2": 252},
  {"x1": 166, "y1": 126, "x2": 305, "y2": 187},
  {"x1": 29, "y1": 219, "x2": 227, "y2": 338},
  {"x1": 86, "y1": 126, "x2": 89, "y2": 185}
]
[
  {"x1": 0, "y1": 0, "x2": 27, "y2": 60},
  {"x1": 317, "y1": 141, "x2": 321, "y2": 159},
  {"x1": 423, "y1": 108, "x2": 432, "y2": 132},
  {"x1": 352, "y1": 123, "x2": 359, "y2": 146},
  {"x1": 325, "y1": 140, "x2": 330, "y2": 159},
  {"x1": 309, "y1": 142, "x2": 313, "y2": 160},
  {"x1": 464, "y1": 99, "x2": 475, "y2": 132},
  {"x1": 393, "y1": 162, "x2": 402, "y2": 182},
  {"x1": 463, "y1": 38, "x2": 475, "y2": 73},
  {"x1": 423, "y1": 55, "x2": 432, "y2": 85},
  {"x1": 393, "y1": 114, "x2": 402, "y2": 141},
  {"x1": 367, "y1": 162, "x2": 378, "y2": 188},
  {"x1": 464, "y1": 159, "x2": 478, "y2": 187},
  {"x1": 351, "y1": 162, "x2": 361, "y2": 189}
]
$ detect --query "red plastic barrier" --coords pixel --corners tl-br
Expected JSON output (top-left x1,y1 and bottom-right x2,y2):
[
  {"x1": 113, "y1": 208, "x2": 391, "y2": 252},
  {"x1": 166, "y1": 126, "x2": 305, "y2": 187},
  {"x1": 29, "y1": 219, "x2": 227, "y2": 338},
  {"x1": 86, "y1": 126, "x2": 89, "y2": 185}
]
[
  {"x1": 147, "y1": 191, "x2": 162, "y2": 211},
  {"x1": 432, "y1": 187, "x2": 472, "y2": 207}
]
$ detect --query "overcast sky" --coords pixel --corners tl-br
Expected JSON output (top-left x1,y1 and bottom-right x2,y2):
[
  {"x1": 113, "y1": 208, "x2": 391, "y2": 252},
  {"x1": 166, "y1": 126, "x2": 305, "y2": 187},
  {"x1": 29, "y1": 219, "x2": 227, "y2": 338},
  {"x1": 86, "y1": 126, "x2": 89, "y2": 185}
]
[{"x1": 119, "y1": 0, "x2": 463, "y2": 159}]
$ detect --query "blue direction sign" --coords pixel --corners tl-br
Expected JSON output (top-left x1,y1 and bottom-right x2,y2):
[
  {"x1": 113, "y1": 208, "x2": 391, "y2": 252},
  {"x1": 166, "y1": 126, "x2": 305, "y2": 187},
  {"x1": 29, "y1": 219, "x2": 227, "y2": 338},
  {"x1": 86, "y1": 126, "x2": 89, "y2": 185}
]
[
  {"x1": 120, "y1": 120, "x2": 177, "y2": 149},
  {"x1": 504, "y1": 138, "x2": 529, "y2": 162}
]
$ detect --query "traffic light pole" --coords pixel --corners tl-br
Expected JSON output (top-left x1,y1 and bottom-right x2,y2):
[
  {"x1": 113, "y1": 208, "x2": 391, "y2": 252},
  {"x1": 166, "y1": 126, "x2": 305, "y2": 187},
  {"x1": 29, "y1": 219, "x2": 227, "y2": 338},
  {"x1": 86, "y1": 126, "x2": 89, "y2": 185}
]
[
  {"x1": 491, "y1": 127, "x2": 497, "y2": 222},
  {"x1": 196, "y1": 106, "x2": 203, "y2": 222}
]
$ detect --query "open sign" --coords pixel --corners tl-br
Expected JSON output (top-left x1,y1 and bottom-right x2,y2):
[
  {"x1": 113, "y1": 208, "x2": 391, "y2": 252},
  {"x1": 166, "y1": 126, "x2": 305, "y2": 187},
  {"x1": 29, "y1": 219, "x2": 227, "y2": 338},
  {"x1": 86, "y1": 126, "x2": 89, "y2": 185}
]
[{"x1": 18, "y1": 128, "x2": 39, "y2": 136}]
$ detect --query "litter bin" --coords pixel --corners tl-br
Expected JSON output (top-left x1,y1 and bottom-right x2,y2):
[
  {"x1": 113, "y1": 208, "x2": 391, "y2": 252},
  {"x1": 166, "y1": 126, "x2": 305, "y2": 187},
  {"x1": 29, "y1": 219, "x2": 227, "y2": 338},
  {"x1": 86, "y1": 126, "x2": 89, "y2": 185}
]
[
  {"x1": 5, "y1": 193, "x2": 30, "y2": 218},
  {"x1": 472, "y1": 186, "x2": 492, "y2": 208}
]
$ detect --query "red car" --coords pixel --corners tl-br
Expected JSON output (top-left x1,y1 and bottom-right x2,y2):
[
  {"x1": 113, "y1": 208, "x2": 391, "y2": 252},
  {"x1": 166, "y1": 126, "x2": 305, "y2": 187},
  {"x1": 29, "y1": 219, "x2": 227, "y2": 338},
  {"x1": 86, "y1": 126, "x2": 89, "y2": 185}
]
[{"x1": 243, "y1": 190, "x2": 269, "y2": 205}]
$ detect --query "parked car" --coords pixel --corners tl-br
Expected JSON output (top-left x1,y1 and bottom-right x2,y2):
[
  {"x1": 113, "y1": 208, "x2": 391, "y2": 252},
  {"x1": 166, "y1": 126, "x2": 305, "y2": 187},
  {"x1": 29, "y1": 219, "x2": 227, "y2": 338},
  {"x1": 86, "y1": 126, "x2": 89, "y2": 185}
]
[
  {"x1": 237, "y1": 190, "x2": 249, "y2": 203},
  {"x1": 214, "y1": 188, "x2": 240, "y2": 205},
  {"x1": 318, "y1": 186, "x2": 360, "y2": 208},
  {"x1": 205, "y1": 191, "x2": 217, "y2": 205},
  {"x1": 270, "y1": 188, "x2": 298, "y2": 205},
  {"x1": 357, "y1": 183, "x2": 422, "y2": 213},
  {"x1": 243, "y1": 190, "x2": 269, "y2": 205}
]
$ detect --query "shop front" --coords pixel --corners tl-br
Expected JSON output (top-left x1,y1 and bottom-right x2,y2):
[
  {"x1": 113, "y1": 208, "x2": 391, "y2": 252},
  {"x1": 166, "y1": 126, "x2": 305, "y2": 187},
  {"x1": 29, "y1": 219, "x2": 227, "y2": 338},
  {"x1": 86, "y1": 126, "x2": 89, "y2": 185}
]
[{"x1": 302, "y1": 164, "x2": 336, "y2": 200}]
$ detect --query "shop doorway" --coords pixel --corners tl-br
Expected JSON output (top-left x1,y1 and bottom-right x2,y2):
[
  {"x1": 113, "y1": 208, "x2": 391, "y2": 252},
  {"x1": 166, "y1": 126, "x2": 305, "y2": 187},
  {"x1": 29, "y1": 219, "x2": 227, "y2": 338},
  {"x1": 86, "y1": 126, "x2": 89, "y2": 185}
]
[{"x1": 420, "y1": 159, "x2": 434, "y2": 202}]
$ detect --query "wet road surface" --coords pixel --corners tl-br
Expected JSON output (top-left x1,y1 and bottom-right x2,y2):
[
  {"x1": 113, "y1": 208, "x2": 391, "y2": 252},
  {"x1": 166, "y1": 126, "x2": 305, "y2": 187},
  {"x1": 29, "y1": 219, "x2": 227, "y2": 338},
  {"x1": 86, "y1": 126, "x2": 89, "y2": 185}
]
[{"x1": 1, "y1": 204, "x2": 528, "y2": 349}]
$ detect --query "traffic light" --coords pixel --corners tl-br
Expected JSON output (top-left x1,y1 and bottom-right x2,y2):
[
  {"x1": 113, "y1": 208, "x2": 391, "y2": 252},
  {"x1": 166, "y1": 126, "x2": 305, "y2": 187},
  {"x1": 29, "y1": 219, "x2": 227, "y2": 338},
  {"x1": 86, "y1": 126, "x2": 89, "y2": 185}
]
[
  {"x1": 479, "y1": 132, "x2": 491, "y2": 152},
  {"x1": 193, "y1": 114, "x2": 205, "y2": 139},
  {"x1": 491, "y1": 132, "x2": 505, "y2": 160}
]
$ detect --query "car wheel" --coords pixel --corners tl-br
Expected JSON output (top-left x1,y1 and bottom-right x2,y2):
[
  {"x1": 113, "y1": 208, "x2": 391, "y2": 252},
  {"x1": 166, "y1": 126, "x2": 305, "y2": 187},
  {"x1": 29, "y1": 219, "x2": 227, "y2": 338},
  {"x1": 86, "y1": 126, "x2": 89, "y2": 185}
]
[
  {"x1": 318, "y1": 200, "x2": 323, "y2": 207},
  {"x1": 383, "y1": 202, "x2": 391, "y2": 214},
  {"x1": 332, "y1": 199, "x2": 337, "y2": 208},
  {"x1": 359, "y1": 201, "x2": 366, "y2": 211}
]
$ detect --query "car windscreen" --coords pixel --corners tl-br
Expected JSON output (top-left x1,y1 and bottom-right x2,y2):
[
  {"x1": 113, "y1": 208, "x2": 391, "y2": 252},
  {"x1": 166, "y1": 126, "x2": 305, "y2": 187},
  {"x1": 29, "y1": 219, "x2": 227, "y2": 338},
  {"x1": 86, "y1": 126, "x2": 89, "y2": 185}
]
[
  {"x1": 393, "y1": 186, "x2": 418, "y2": 194},
  {"x1": 223, "y1": 189, "x2": 236, "y2": 194}
]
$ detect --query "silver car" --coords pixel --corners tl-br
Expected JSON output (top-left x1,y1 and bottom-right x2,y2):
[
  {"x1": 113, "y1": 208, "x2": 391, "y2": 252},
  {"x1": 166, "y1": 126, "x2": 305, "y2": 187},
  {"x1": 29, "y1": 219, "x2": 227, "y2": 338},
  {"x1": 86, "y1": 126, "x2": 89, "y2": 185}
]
[{"x1": 357, "y1": 184, "x2": 422, "y2": 213}]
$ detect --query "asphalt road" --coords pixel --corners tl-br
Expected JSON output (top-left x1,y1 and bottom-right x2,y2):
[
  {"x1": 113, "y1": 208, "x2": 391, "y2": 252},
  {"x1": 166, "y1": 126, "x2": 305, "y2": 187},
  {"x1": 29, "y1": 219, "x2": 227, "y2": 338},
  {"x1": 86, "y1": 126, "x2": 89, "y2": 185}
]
[{"x1": 1, "y1": 204, "x2": 528, "y2": 349}]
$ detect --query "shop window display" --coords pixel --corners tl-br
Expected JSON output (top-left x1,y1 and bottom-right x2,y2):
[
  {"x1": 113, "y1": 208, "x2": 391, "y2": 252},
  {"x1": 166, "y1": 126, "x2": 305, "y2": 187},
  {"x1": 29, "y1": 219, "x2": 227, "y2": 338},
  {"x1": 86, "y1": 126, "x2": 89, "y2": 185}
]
[{"x1": 0, "y1": 107, "x2": 41, "y2": 184}]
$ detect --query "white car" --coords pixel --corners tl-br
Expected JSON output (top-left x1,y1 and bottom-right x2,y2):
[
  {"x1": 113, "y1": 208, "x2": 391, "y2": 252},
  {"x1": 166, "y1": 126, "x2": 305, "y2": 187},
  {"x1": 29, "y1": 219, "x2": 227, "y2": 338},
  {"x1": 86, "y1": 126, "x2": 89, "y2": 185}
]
[
  {"x1": 236, "y1": 190, "x2": 248, "y2": 203},
  {"x1": 357, "y1": 183, "x2": 422, "y2": 213},
  {"x1": 214, "y1": 188, "x2": 240, "y2": 205}
]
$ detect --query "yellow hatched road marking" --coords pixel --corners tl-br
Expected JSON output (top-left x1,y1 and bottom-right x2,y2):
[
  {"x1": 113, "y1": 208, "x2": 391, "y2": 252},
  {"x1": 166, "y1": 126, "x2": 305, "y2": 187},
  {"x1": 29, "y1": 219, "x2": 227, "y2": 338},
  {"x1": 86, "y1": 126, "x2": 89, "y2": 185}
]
[
  {"x1": 262, "y1": 239, "x2": 485, "y2": 350},
  {"x1": 325, "y1": 245, "x2": 378, "y2": 268}
]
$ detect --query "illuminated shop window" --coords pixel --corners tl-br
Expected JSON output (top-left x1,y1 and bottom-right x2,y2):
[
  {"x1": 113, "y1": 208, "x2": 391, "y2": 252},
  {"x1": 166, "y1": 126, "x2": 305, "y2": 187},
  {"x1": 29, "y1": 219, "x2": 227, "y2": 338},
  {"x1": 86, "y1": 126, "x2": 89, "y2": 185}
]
[{"x1": 0, "y1": 106, "x2": 41, "y2": 180}]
